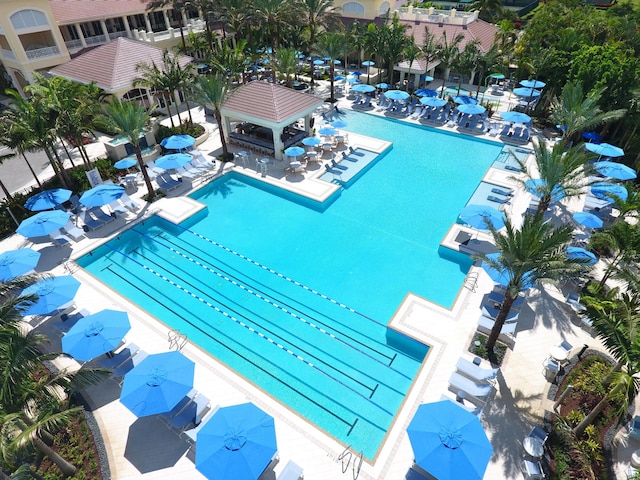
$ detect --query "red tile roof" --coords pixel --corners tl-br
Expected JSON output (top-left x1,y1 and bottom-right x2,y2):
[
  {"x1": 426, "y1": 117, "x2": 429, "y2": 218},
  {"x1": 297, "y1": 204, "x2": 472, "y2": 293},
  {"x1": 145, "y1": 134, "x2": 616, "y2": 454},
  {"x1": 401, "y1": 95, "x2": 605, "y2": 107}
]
[
  {"x1": 49, "y1": 38, "x2": 192, "y2": 92},
  {"x1": 50, "y1": 0, "x2": 149, "y2": 24},
  {"x1": 401, "y1": 19, "x2": 499, "y2": 53},
  {"x1": 222, "y1": 82, "x2": 324, "y2": 125}
]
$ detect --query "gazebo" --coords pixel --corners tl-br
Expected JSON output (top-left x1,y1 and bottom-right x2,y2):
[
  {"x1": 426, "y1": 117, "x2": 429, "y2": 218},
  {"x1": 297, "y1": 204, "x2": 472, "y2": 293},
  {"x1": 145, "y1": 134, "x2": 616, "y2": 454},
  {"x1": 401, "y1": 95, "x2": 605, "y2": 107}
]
[{"x1": 220, "y1": 81, "x2": 324, "y2": 161}]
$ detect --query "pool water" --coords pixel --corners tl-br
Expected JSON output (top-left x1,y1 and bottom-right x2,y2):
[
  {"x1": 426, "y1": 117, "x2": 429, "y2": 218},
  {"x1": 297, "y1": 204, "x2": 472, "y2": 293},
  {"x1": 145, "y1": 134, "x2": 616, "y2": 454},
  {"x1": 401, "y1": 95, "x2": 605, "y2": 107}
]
[{"x1": 79, "y1": 111, "x2": 502, "y2": 458}]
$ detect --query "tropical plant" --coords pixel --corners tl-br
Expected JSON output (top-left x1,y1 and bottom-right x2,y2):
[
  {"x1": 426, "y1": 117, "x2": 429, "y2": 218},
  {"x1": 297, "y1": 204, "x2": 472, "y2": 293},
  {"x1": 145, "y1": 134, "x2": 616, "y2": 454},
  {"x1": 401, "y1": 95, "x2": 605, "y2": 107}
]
[
  {"x1": 0, "y1": 120, "x2": 42, "y2": 190},
  {"x1": 403, "y1": 39, "x2": 422, "y2": 91},
  {"x1": 274, "y1": 47, "x2": 298, "y2": 87},
  {"x1": 315, "y1": 32, "x2": 349, "y2": 103},
  {"x1": 469, "y1": 0, "x2": 503, "y2": 22},
  {"x1": 378, "y1": 14, "x2": 412, "y2": 85},
  {"x1": 435, "y1": 31, "x2": 464, "y2": 97},
  {"x1": 192, "y1": 74, "x2": 231, "y2": 159},
  {"x1": 588, "y1": 221, "x2": 640, "y2": 287},
  {"x1": 298, "y1": 0, "x2": 340, "y2": 86}
]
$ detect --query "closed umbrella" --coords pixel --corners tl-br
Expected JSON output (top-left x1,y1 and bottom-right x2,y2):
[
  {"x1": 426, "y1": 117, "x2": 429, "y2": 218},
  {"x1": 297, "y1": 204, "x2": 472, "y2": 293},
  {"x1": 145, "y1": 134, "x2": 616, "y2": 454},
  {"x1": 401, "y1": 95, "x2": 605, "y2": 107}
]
[
  {"x1": 19, "y1": 275, "x2": 81, "y2": 316},
  {"x1": 302, "y1": 137, "x2": 322, "y2": 146},
  {"x1": 581, "y1": 131, "x2": 603, "y2": 142},
  {"x1": 519, "y1": 79, "x2": 546, "y2": 89},
  {"x1": 351, "y1": 84, "x2": 375, "y2": 93},
  {"x1": 573, "y1": 211, "x2": 603, "y2": 230},
  {"x1": 120, "y1": 351, "x2": 195, "y2": 417},
  {"x1": 79, "y1": 184, "x2": 125, "y2": 207},
  {"x1": 453, "y1": 96, "x2": 479, "y2": 105},
  {"x1": 590, "y1": 183, "x2": 628, "y2": 202},
  {"x1": 566, "y1": 246, "x2": 598, "y2": 266},
  {"x1": 459, "y1": 205, "x2": 505, "y2": 230},
  {"x1": 420, "y1": 97, "x2": 447, "y2": 107},
  {"x1": 24, "y1": 188, "x2": 72, "y2": 211},
  {"x1": 500, "y1": 111, "x2": 531, "y2": 124},
  {"x1": 17, "y1": 210, "x2": 71, "y2": 238},
  {"x1": 594, "y1": 161, "x2": 636, "y2": 181},
  {"x1": 0, "y1": 248, "x2": 41, "y2": 282},
  {"x1": 384, "y1": 90, "x2": 410, "y2": 101},
  {"x1": 585, "y1": 142, "x2": 625, "y2": 158},
  {"x1": 62, "y1": 309, "x2": 131, "y2": 361},
  {"x1": 415, "y1": 88, "x2": 438, "y2": 97},
  {"x1": 160, "y1": 134, "x2": 196, "y2": 150},
  {"x1": 196, "y1": 403, "x2": 277, "y2": 480},
  {"x1": 155, "y1": 153, "x2": 193, "y2": 170},
  {"x1": 114, "y1": 158, "x2": 138, "y2": 169},
  {"x1": 457, "y1": 104, "x2": 486, "y2": 115}
]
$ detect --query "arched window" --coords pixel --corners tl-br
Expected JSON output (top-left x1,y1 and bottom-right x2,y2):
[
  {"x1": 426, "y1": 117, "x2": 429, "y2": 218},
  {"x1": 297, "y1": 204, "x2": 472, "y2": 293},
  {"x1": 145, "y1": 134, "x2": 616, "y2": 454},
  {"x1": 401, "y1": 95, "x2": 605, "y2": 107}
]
[
  {"x1": 342, "y1": 2, "x2": 365, "y2": 14},
  {"x1": 379, "y1": 1, "x2": 390, "y2": 13},
  {"x1": 10, "y1": 9, "x2": 49, "y2": 30}
]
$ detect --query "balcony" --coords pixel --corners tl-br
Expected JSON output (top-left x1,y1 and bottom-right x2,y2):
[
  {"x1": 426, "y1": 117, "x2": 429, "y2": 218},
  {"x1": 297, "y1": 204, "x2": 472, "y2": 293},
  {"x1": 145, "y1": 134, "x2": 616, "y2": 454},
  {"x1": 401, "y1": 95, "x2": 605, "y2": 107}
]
[
  {"x1": 25, "y1": 45, "x2": 61, "y2": 60},
  {"x1": 1, "y1": 48, "x2": 16, "y2": 60}
]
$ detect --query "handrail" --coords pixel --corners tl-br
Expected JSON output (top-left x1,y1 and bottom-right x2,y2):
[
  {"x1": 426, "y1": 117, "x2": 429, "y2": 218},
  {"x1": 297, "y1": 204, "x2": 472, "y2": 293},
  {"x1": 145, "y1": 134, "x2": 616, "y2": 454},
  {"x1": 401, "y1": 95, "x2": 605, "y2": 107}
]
[
  {"x1": 338, "y1": 445, "x2": 352, "y2": 474},
  {"x1": 352, "y1": 451, "x2": 363, "y2": 479}
]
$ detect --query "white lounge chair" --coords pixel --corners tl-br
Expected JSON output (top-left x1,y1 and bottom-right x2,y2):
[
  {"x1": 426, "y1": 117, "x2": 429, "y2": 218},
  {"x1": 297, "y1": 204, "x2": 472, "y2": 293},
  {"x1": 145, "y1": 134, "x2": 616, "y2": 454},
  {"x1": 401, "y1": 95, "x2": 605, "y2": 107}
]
[
  {"x1": 107, "y1": 201, "x2": 128, "y2": 216},
  {"x1": 477, "y1": 315, "x2": 517, "y2": 337},
  {"x1": 50, "y1": 229, "x2": 73, "y2": 247},
  {"x1": 521, "y1": 459, "x2": 545, "y2": 479},
  {"x1": 119, "y1": 192, "x2": 141, "y2": 212},
  {"x1": 481, "y1": 304, "x2": 520, "y2": 322},
  {"x1": 629, "y1": 415, "x2": 640, "y2": 441},
  {"x1": 456, "y1": 357, "x2": 499, "y2": 383},
  {"x1": 276, "y1": 460, "x2": 304, "y2": 480},
  {"x1": 448, "y1": 372, "x2": 493, "y2": 401},
  {"x1": 439, "y1": 393, "x2": 484, "y2": 417}
]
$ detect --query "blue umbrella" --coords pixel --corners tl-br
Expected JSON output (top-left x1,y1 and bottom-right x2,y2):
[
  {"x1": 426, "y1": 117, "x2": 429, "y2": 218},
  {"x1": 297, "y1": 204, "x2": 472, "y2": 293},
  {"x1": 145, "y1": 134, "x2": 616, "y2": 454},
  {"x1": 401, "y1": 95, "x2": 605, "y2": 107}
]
[
  {"x1": 453, "y1": 96, "x2": 479, "y2": 105},
  {"x1": 415, "y1": 88, "x2": 438, "y2": 97},
  {"x1": 500, "y1": 111, "x2": 531, "y2": 124},
  {"x1": 422, "y1": 75, "x2": 435, "y2": 82},
  {"x1": 585, "y1": 142, "x2": 625, "y2": 158},
  {"x1": 24, "y1": 188, "x2": 72, "y2": 211},
  {"x1": 351, "y1": 84, "x2": 375, "y2": 93},
  {"x1": 524, "y1": 179, "x2": 566, "y2": 202},
  {"x1": 350, "y1": 71, "x2": 362, "y2": 76},
  {"x1": 284, "y1": 146, "x2": 305, "y2": 157},
  {"x1": 302, "y1": 137, "x2": 322, "y2": 146},
  {"x1": 345, "y1": 76, "x2": 359, "y2": 84},
  {"x1": 376, "y1": 83, "x2": 390, "y2": 89},
  {"x1": 330, "y1": 120, "x2": 347, "y2": 129},
  {"x1": 489, "y1": 73, "x2": 505, "y2": 80},
  {"x1": 19, "y1": 275, "x2": 81, "y2": 316},
  {"x1": 481, "y1": 253, "x2": 535, "y2": 288},
  {"x1": 384, "y1": 90, "x2": 410, "y2": 101},
  {"x1": 573, "y1": 211, "x2": 603, "y2": 229},
  {"x1": 420, "y1": 97, "x2": 447, "y2": 107},
  {"x1": 160, "y1": 134, "x2": 196, "y2": 150},
  {"x1": 457, "y1": 104, "x2": 486, "y2": 115},
  {"x1": 196, "y1": 402, "x2": 277, "y2": 480},
  {"x1": 459, "y1": 205, "x2": 505, "y2": 230},
  {"x1": 362, "y1": 60, "x2": 375, "y2": 67},
  {"x1": 333, "y1": 75, "x2": 345, "y2": 81},
  {"x1": 581, "y1": 131, "x2": 603, "y2": 142},
  {"x1": 513, "y1": 87, "x2": 541, "y2": 98},
  {"x1": 155, "y1": 153, "x2": 193, "y2": 170},
  {"x1": 594, "y1": 161, "x2": 636, "y2": 181},
  {"x1": 318, "y1": 127, "x2": 337, "y2": 136},
  {"x1": 17, "y1": 210, "x2": 71, "y2": 238},
  {"x1": 333, "y1": 59, "x2": 341, "y2": 65},
  {"x1": 80, "y1": 184, "x2": 125, "y2": 207},
  {"x1": 590, "y1": 183, "x2": 628, "y2": 202},
  {"x1": 114, "y1": 158, "x2": 138, "y2": 169},
  {"x1": 0, "y1": 248, "x2": 41, "y2": 282},
  {"x1": 566, "y1": 246, "x2": 598, "y2": 266},
  {"x1": 519, "y1": 79, "x2": 546, "y2": 89},
  {"x1": 313, "y1": 59, "x2": 324, "y2": 65},
  {"x1": 407, "y1": 400, "x2": 493, "y2": 480},
  {"x1": 62, "y1": 309, "x2": 131, "y2": 361},
  {"x1": 120, "y1": 351, "x2": 195, "y2": 417}
]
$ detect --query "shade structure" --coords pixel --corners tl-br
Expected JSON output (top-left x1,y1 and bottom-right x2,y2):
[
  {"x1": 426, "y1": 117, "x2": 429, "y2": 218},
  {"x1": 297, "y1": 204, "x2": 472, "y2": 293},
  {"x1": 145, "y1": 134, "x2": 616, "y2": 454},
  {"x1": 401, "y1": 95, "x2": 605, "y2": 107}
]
[
  {"x1": 114, "y1": 158, "x2": 137, "y2": 169},
  {"x1": 196, "y1": 403, "x2": 277, "y2": 480},
  {"x1": 422, "y1": 75, "x2": 435, "y2": 82},
  {"x1": 19, "y1": 275, "x2": 80, "y2": 316},
  {"x1": 415, "y1": 88, "x2": 438, "y2": 97},
  {"x1": 590, "y1": 183, "x2": 628, "y2": 202},
  {"x1": 488, "y1": 73, "x2": 505, "y2": 80},
  {"x1": 0, "y1": 248, "x2": 41, "y2": 282},
  {"x1": 302, "y1": 136, "x2": 322, "y2": 146},
  {"x1": 585, "y1": 142, "x2": 625, "y2": 158},
  {"x1": 582, "y1": 131, "x2": 603, "y2": 142},
  {"x1": 350, "y1": 71, "x2": 362, "y2": 76},
  {"x1": 384, "y1": 90, "x2": 410, "y2": 101},
  {"x1": 330, "y1": 120, "x2": 347, "y2": 129},
  {"x1": 17, "y1": 210, "x2": 71, "y2": 238},
  {"x1": 420, "y1": 97, "x2": 447, "y2": 107},
  {"x1": 524, "y1": 179, "x2": 566, "y2": 202},
  {"x1": 351, "y1": 84, "x2": 375, "y2": 93},
  {"x1": 333, "y1": 75, "x2": 345, "y2": 81},
  {"x1": 24, "y1": 188, "x2": 72, "y2": 211},
  {"x1": 318, "y1": 127, "x2": 337, "y2": 136},
  {"x1": 453, "y1": 95, "x2": 478, "y2": 105},
  {"x1": 573, "y1": 211, "x2": 603, "y2": 229},
  {"x1": 313, "y1": 59, "x2": 324, "y2": 65},
  {"x1": 481, "y1": 253, "x2": 534, "y2": 288},
  {"x1": 594, "y1": 161, "x2": 636, "y2": 181},
  {"x1": 361, "y1": 60, "x2": 375, "y2": 67},
  {"x1": 376, "y1": 82, "x2": 390, "y2": 89},
  {"x1": 512, "y1": 87, "x2": 541, "y2": 98},
  {"x1": 284, "y1": 146, "x2": 305, "y2": 157},
  {"x1": 407, "y1": 400, "x2": 493, "y2": 480},
  {"x1": 459, "y1": 205, "x2": 505, "y2": 230},
  {"x1": 120, "y1": 351, "x2": 195, "y2": 417},
  {"x1": 155, "y1": 153, "x2": 193, "y2": 170},
  {"x1": 345, "y1": 76, "x2": 359, "y2": 83},
  {"x1": 160, "y1": 134, "x2": 196, "y2": 150},
  {"x1": 500, "y1": 111, "x2": 531, "y2": 124},
  {"x1": 566, "y1": 246, "x2": 598, "y2": 266},
  {"x1": 79, "y1": 184, "x2": 125, "y2": 207},
  {"x1": 457, "y1": 104, "x2": 486, "y2": 115},
  {"x1": 519, "y1": 79, "x2": 546, "y2": 89},
  {"x1": 62, "y1": 309, "x2": 131, "y2": 361}
]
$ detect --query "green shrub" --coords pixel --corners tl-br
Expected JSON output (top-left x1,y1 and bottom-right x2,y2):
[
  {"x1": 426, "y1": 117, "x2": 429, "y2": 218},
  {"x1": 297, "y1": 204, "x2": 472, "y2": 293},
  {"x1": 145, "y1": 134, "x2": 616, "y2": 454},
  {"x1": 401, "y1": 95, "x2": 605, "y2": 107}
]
[{"x1": 156, "y1": 120, "x2": 205, "y2": 144}]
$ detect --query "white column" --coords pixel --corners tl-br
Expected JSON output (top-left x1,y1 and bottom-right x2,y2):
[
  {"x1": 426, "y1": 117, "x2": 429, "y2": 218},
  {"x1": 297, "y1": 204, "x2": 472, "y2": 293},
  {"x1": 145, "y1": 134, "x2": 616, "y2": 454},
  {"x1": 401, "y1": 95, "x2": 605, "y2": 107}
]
[
  {"x1": 74, "y1": 24, "x2": 87, "y2": 47},
  {"x1": 100, "y1": 20, "x2": 110, "y2": 42},
  {"x1": 162, "y1": 10, "x2": 171, "y2": 31},
  {"x1": 273, "y1": 128, "x2": 284, "y2": 161},
  {"x1": 182, "y1": 11, "x2": 189, "y2": 27},
  {"x1": 123, "y1": 16, "x2": 131, "y2": 36},
  {"x1": 144, "y1": 13, "x2": 152, "y2": 32}
]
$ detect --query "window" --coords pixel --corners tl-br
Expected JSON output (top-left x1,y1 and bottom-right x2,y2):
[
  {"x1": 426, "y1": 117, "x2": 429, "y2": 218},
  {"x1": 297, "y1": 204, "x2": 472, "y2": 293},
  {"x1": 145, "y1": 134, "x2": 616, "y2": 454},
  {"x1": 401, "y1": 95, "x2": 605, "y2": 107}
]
[
  {"x1": 379, "y1": 1, "x2": 390, "y2": 13},
  {"x1": 10, "y1": 10, "x2": 49, "y2": 30},
  {"x1": 342, "y1": 2, "x2": 365, "y2": 14}
]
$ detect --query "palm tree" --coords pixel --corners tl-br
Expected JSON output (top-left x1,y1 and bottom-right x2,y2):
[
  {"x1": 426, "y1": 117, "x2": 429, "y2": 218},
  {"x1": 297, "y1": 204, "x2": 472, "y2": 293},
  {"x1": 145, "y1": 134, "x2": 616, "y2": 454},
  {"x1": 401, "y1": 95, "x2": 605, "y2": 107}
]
[
  {"x1": 192, "y1": 74, "x2": 231, "y2": 159},
  {"x1": 0, "y1": 119, "x2": 42, "y2": 191},
  {"x1": 514, "y1": 141, "x2": 592, "y2": 214},
  {"x1": 454, "y1": 40, "x2": 481, "y2": 93},
  {"x1": 435, "y1": 31, "x2": 464, "y2": 98},
  {"x1": 475, "y1": 212, "x2": 586, "y2": 355},
  {"x1": 589, "y1": 220, "x2": 640, "y2": 287},
  {"x1": 469, "y1": 0, "x2": 504, "y2": 22},
  {"x1": 103, "y1": 98, "x2": 157, "y2": 201},
  {"x1": 274, "y1": 47, "x2": 298, "y2": 87},
  {"x1": 165, "y1": 50, "x2": 195, "y2": 124},
  {"x1": 135, "y1": 50, "x2": 182, "y2": 127},
  {"x1": 378, "y1": 14, "x2": 411, "y2": 85},
  {"x1": 209, "y1": 38, "x2": 248, "y2": 83},
  {"x1": 403, "y1": 39, "x2": 422, "y2": 91},
  {"x1": 315, "y1": 32, "x2": 349, "y2": 103},
  {"x1": 297, "y1": 0, "x2": 340, "y2": 86}
]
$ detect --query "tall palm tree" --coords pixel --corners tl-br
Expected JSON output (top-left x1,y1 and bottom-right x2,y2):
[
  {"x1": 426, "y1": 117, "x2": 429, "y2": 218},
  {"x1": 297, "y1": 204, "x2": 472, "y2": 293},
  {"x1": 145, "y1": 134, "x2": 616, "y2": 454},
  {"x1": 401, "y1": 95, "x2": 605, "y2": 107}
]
[
  {"x1": 165, "y1": 50, "x2": 195, "y2": 124},
  {"x1": 315, "y1": 32, "x2": 349, "y2": 103},
  {"x1": 514, "y1": 141, "x2": 592, "y2": 214},
  {"x1": 0, "y1": 119, "x2": 42, "y2": 191},
  {"x1": 454, "y1": 40, "x2": 481, "y2": 93},
  {"x1": 274, "y1": 47, "x2": 298, "y2": 87},
  {"x1": 435, "y1": 31, "x2": 464, "y2": 98},
  {"x1": 475, "y1": 212, "x2": 586, "y2": 355},
  {"x1": 297, "y1": 0, "x2": 340, "y2": 86},
  {"x1": 103, "y1": 98, "x2": 157, "y2": 201},
  {"x1": 379, "y1": 14, "x2": 411, "y2": 85},
  {"x1": 589, "y1": 220, "x2": 640, "y2": 287},
  {"x1": 209, "y1": 38, "x2": 248, "y2": 83},
  {"x1": 403, "y1": 39, "x2": 422, "y2": 91},
  {"x1": 469, "y1": 0, "x2": 504, "y2": 22},
  {"x1": 135, "y1": 51, "x2": 182, "y2": 127},
  {"x1": 192, "y1": 74, "x2": 231, "y2": 159}
]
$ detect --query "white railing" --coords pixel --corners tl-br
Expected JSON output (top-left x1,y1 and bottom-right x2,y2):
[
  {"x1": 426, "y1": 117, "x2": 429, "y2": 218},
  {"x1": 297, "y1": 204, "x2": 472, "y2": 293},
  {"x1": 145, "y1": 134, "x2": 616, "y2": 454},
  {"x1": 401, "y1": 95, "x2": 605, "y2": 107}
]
[
  {"x1": 65, "y1": 39, "x2": 83, "y2": 50},
  {"x1": 25, "y1": 45, "x2": 61, "y2": 59},
  {"x1": 395, "y1": 7, "x2": 477, "y2": 24},
  {"x1": 109, "y1": 31, "x2": 129, "y2": 40},
  {"x1": 85, "y1": 34, "x2": 107, "y2": 46},
  {"x1": 1, "y1": 48, "x2": 15, "y2": 60}
]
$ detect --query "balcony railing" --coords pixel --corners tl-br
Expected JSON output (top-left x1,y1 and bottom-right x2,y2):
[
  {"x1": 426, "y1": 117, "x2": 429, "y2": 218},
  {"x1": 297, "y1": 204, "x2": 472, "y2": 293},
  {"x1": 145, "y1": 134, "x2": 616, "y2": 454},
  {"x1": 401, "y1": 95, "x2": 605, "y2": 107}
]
[
  {"x1": 65, "y1": 38, "x2": 83, "y2": 50},
  {"x1": 85, "y1": 35, "x2": 107, "y2": 46},
  {"x1": 25, "y1": 45, "x2": 61, "y2": 60},
  {"x1": 1, "y1": 48, "x2": 16, "y2": 60},
  {"x1": 109, "y1": 31, "x2": 129, "y2": 40}
]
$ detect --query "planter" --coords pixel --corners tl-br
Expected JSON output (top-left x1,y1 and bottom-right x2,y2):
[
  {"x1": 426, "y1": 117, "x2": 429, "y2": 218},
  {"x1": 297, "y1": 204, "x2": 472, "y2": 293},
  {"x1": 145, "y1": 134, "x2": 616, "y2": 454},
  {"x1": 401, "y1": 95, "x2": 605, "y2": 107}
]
[{"x1": 194, "y1": 127, "x2": 210, "y2": 147}]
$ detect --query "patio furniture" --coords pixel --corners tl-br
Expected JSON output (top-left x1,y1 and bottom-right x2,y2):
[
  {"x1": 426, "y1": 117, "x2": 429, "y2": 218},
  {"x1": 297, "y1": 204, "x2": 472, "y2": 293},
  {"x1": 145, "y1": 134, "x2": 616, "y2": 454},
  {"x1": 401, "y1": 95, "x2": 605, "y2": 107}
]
[
  {"x1": 542, "y1": 357, "x2": 560, "y2": 380},
  {"x1": 119, "y1": 193, "x2": 141, "y2": 212},
  {"x1": 455, "y1": 357, "x2": 498, "y2": 384},
  {"x1": 107, "y1": 201, "x2": 128, "y2": 216},
  {"x1": 277, "y1": 460, "x2": 304, "y2": 480},
  {"x1": 88, "y1": 207, "x2": 115, "y2": 225},
  {"x1": 78, "y1": 209, "x2": 104, "y2": 231},
  {"x1": 629, "y1": 416, "x2": 640, "y2": 441},
  {"x1": 481, "y1": 304, "x2": 520, "y2": 322},
  {"x1": 477, "y1": 315, "x2": 517, "y2": 338},
  {"x1": 521, "y1": 459, "x2": 545, "y2": 479},
  {"x1": 448, "y1": 372, "x2": 493, "y2": 402},
  {"x1": 526, "y1": 426, "x2": 548, "y2": 449},
  {"x1": 156, "y1": 173, "x2": 182, "y2": 193}
]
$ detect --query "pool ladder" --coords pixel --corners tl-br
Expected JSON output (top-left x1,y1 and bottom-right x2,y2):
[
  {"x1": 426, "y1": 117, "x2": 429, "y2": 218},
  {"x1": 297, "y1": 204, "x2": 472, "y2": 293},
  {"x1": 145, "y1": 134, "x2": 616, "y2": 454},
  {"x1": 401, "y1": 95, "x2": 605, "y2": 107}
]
[
  {"x1": 338, "y1": 445, "x2": 363, "y2": 479},
  {"x1": 168, "y1": 329, "x2": 188, "y2": 351},
  {"x1": 464, "y1": 271, "x2": 479, "y2": 292}
]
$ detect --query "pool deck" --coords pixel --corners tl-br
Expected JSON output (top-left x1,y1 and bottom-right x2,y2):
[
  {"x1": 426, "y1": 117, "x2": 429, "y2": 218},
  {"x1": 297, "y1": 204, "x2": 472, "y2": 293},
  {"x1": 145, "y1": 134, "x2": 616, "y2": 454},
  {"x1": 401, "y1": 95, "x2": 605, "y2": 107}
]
[{"x1": 5, "y1": 81, "x2": 634, "y2": 480}]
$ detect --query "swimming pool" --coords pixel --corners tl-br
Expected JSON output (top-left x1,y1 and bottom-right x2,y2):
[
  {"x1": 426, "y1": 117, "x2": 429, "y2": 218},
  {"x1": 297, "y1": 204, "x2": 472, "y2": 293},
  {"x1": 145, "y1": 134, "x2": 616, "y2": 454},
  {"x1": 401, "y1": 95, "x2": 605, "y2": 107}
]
[{"x1": 78, "y1": 111, "x2": 502, "y2": 458}]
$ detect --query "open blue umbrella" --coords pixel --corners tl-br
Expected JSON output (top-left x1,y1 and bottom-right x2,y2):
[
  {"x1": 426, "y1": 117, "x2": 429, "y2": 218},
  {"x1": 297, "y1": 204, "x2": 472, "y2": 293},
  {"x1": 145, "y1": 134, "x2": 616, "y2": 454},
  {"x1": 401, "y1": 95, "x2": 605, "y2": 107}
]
[
  {"x1": 566, "y1": 246, "x2": 598, "y2": 266},
  {"x1": 62, "y1": 309, "x2": 131, "y2": 361},
  {"x1": 524, "y1": 179, "x2": 566, "y2": 202},
  {"x1": 80, "y1": 184, "x2": 125, "y2": 207},
  {"x1": 114, "y1": 158, "x2": 137, "y2": 169},
  {"x1": 422, "y1": 75, "x2": 435, "y2": 82},
  {"x1": 346, "y1": 76, "x2": 359, "y2": 84},
  {"x1": 457, "y1": 104, "x2": 486, "y2": 115},
  {"x1": 513, "y1": 87, "x2": 541, "y2": 98},
  {"x1": 313, "y1": 59, "x2": 324, "y2": 65},
  {"x1": 318, "y1": 127, "x2": 337, "y2": 136},
  {"x1": 594, "y1": 161, "x2": 636, "y2": 180},
  {"x1": 120, "y1": 351, "x2": 195, "y2": 417},
  {"x1": 155, "y1": 153, "x2": 193, "y2": 170},
  {"x1": 519, "y1": 79, "x2": 546, "y2": 89},
  {"x1": 196, "y1": 402, "x2": 277, "y2": 480},
  {"x1": 160, "y1": 134, "x2": 196, "y2": 150},
  {"x1": 361, "y1": 60, "x2": 375, "y2": 67},
  {"x1": 420, "y1": 97, "x2": 447, "y2": 107},
  {"x1": 573, "y1": 211, "x2": 603, "y2": 229},
  {"x1": 284, "y1": 146, "x2": 305, "y2": 158},
  {"x1": 350, "y1": 71, "x2": 362, "y2": 77},
  {"x1": 302, "y1": 137, "x2": 322, "y2": 146},
  {"x1": 585, "y1": 142, "x2": 625, "y2": 158},
  {"x1": 500, "y1": 111, "x2": 531, "y2": 124},
  {"x1": 407, "y1": 400, "x2": 493, "y2": 480},
  {"x1": 415, "y1": 88, "x2": 438, "y2": 97},
  {"x1": 459, "y1": 205, "x2": 505, "y2": 230},
  {"x1": 453, "y1": 95, "x2": 479, "y2": 105},
  {"x1": 0, "y1": 248, "x2": 41, "y2": 282},
  {"x1": 333, "y1": 75, "x2": 345, "y2": 81},
  {"x1": 489, "y1": 73, "x2": 505, "y2": 80},
  {"x1": 17, "y1": 210, "x2": 71, "y2": 238},
  {"x1": 351, "y1": 84, "x2": 375, "y2": 93},
  {"x1": 24, "y1": 188, "x2": 72, "y2": 211},
  {"x1": 384, "y1": 90, "x2": 410, "y2": 101},
  {"x1": 19, "y1": 275, "x2": 81, "y2": 316},
  {"x1": 330, "y1": 120, "x2": 347, "y2": 129},
  {"x1": 481, "y1": 253, "x2": 534, "y2": 288},
  {"x1": 590, "y1": 183, "x2": 628, "y2": 202},
  {"x1": 582, "y1": 131, "x2": 603, "y2": 142},
  {"x1": 376, "y1": 83, "x2": 390, "y2": 89}
]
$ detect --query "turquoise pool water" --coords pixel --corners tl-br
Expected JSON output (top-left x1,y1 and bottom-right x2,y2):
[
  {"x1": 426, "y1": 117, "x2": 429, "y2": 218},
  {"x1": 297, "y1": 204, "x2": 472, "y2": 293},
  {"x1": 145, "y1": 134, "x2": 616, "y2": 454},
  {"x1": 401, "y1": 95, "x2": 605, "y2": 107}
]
[{"x1": 78, "y1": 111, "x2": 502, "y2": 458}]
